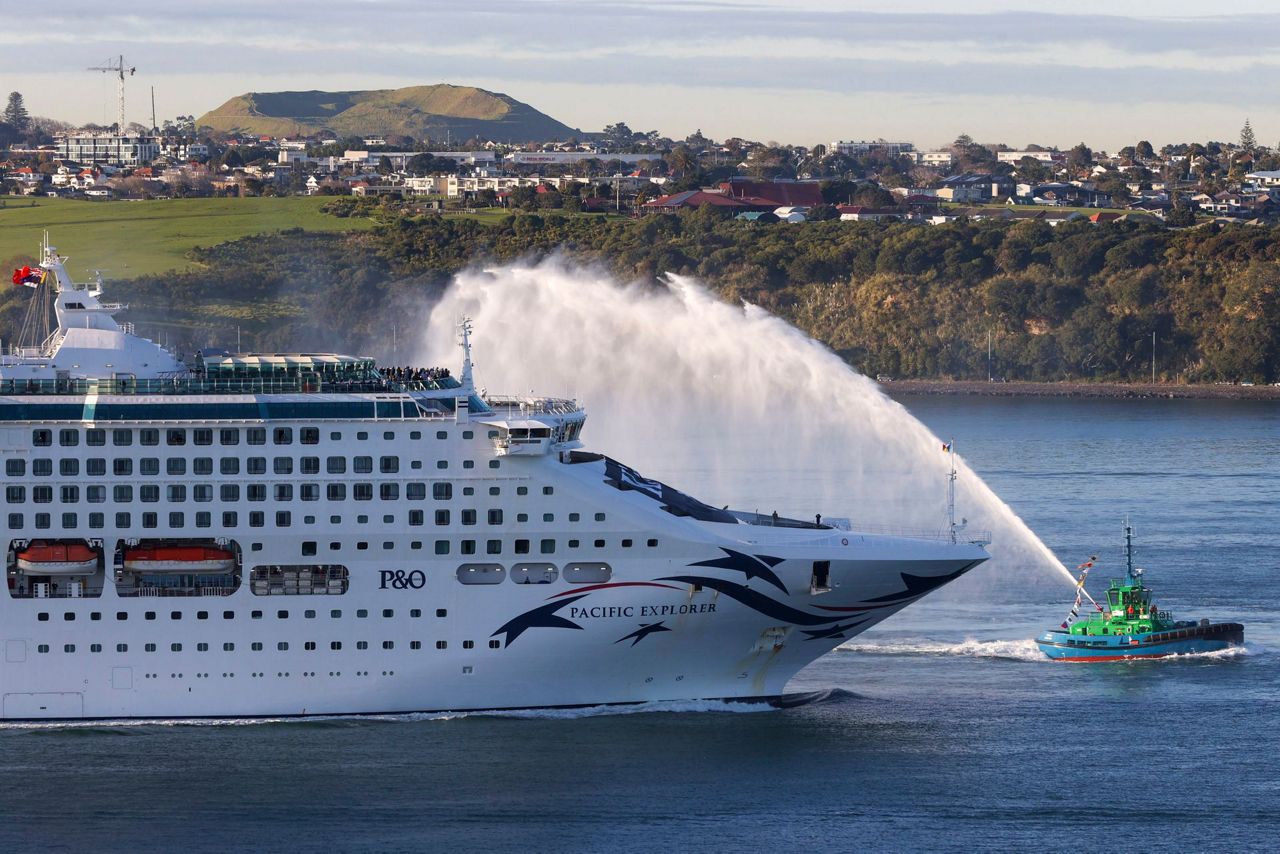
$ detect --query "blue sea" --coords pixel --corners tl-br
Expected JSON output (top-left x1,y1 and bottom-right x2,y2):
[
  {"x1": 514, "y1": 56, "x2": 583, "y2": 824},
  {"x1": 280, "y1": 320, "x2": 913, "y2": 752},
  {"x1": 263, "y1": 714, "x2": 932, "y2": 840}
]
[{"x1": 4, "y1": 396, "x2": 1277, "y2": 852}]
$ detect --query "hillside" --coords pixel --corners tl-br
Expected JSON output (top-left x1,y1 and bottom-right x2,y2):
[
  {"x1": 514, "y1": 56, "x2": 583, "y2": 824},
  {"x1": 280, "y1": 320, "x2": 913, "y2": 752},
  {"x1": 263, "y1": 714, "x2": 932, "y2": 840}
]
[{"x1": 197, "y1": 84, "x2": 581, "y2": 142}]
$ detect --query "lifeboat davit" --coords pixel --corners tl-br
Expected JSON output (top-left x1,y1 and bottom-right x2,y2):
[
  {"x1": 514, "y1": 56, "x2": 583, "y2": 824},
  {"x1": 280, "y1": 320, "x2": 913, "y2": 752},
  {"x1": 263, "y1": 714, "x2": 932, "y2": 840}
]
[
  {"x1": 16, "y1": 541, "x2": 99, "y2": 576},
  {"x1": 123, "y1": 544, "x2": 236, "y2": 574}
]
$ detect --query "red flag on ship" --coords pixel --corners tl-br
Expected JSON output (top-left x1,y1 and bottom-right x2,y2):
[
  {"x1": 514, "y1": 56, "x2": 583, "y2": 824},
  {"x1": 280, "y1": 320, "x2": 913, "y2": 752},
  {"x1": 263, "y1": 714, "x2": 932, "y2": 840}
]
[{"x1": 10, "y1": 266, "x2": 43, "y2": 287}]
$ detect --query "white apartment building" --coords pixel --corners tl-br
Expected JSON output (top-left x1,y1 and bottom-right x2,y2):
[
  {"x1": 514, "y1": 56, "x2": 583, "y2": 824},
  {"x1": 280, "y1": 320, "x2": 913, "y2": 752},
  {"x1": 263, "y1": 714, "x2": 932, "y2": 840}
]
[
  {"x1": 830, "y1": 140, "x2": 915, "y2": 157},
  {"x1": 56, "y1": 132, "x2": 159, "y2": 167}
]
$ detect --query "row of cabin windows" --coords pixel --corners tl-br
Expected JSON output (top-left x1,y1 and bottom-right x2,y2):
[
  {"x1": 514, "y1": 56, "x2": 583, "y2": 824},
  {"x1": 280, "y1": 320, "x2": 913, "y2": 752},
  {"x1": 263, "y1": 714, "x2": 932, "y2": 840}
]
[
  {"x1": 5, "y1": 485, "x2": 587, "y2": 515},
  {"x1": 32, "y1": 428, "x2": 479, "y2": 448},
  {"x1": 8, "y1": 509, "x2": 653, "y2": 551},
  {"x1": 39, "y1": 607, "x2": 446, "y2": 621},
  {"x1": 34, "y1": 639, "x2": 502, "y2": 654},
  {"x1": 8, "y1": 457, "x2": 500, "y2": 477}
]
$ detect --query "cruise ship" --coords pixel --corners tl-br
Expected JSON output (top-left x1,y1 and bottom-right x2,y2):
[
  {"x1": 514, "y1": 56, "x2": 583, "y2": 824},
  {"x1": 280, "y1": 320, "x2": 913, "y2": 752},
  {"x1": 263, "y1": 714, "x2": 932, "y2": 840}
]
[{"x1": 0, "y1": 241, "x2": 990, "y2": 720}]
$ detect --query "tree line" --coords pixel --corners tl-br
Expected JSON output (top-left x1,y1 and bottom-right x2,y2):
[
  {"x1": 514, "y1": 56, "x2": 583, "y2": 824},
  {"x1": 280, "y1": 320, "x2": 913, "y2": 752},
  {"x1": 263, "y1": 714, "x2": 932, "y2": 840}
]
[{"x1": 2, "y1": 210, "x2": 1276, "y2": 382}]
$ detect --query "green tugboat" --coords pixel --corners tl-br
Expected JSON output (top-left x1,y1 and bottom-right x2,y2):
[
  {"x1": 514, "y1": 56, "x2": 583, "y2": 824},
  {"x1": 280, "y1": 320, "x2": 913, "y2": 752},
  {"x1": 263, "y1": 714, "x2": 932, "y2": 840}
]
[{"x1": 1036, "y1": 524, "x2": 1244, "y2": 662}]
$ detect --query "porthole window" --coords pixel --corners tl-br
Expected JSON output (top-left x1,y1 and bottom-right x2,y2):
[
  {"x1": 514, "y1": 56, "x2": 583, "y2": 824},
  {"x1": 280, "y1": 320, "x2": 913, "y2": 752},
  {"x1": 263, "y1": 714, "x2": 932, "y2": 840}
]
[
  {"x1": 456, "y1": 564, "x2": 506, "y2": 584},
  {"x1": 511, "y1": 563, "x2": 558, "y2": 584},
  {"x1": 565, "y1": 563, "x2": 612, "y2": 584}
]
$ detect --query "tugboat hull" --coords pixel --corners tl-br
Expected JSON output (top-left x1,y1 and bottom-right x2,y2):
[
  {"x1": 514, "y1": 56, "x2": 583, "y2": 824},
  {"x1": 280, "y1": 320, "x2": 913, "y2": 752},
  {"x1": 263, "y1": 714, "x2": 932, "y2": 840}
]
[{"x1": 1037, "y1": 622, "x2": 1244, "y2": 662}]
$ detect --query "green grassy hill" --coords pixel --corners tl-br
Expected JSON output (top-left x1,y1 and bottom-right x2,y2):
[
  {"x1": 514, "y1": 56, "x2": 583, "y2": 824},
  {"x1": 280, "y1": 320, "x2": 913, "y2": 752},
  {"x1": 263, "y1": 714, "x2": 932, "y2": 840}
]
[
  {"x1": 198, "y1": 84, "x2": 581, "y2": 142},
  {"x1": 0, "y1": 197, "x2": 374, "y2": 278}
]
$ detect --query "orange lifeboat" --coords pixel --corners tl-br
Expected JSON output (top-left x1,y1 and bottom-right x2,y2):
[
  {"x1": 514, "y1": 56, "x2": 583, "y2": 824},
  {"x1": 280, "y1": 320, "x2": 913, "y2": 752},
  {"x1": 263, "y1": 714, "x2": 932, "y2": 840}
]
[
  {"x1": 123, "y1": 544, "x2": 236, "y2": 574},
  {"x1": 16, "y1": 541, "x2": 99, "y2": 576}
]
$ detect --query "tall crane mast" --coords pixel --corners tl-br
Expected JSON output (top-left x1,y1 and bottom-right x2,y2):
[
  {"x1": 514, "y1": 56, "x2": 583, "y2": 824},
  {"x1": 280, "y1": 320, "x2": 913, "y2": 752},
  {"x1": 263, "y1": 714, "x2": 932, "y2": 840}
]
[{"x1": 88, "y1": 55, "x2": 136, "y2": 132}]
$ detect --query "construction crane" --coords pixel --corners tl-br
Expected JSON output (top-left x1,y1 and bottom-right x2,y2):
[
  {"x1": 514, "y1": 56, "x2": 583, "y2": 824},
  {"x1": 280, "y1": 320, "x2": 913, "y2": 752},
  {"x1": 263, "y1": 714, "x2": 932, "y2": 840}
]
[{"x1": 88, "y1": 55, "x2": 135, "y2": 132}]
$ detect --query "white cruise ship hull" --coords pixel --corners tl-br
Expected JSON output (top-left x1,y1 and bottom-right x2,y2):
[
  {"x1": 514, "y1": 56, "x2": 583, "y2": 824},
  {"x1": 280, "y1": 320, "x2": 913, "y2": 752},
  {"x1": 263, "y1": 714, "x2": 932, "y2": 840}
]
[
  {"x1": 0, "y1": 242, "x2": 990, "y2": 720},
  {"x1": 2, "y1": 534, "x2": 984, "y2": 720}
]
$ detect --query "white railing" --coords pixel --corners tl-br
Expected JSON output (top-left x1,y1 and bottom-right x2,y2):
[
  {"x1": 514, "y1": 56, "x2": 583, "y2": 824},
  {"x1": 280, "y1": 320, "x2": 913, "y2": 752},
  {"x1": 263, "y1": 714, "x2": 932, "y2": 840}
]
[{"x1": 484, "y1": 394, "x2": 582, "y2": 416}]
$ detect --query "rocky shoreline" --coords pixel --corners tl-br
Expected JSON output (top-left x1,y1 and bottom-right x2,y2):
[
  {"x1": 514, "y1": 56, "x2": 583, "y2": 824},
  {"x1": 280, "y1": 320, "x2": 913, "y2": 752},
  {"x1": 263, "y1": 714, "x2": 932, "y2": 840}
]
[{"x1": 882, "y1": 379, "x2": 1280, "y2": 400}]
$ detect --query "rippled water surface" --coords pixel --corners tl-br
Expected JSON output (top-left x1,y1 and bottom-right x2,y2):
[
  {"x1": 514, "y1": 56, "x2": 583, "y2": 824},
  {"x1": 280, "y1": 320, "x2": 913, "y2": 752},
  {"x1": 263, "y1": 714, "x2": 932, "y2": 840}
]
[{"x1": 3, "y1": 396, "x2": 1277, "y2": 852}]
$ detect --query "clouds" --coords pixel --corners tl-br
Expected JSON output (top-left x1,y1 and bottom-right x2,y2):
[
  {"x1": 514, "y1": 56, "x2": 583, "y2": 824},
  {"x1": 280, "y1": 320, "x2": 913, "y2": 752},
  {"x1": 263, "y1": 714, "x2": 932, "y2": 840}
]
[{"x1": 4, "y1": 1, "x2": 1278, "y2": 148}]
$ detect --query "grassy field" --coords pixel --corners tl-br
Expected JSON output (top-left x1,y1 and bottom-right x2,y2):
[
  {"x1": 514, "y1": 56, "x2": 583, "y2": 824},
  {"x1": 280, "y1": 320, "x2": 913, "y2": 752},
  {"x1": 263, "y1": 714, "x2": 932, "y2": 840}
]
[{"x1": 0, "y1": 197, "x2": 374, "y2": 278}]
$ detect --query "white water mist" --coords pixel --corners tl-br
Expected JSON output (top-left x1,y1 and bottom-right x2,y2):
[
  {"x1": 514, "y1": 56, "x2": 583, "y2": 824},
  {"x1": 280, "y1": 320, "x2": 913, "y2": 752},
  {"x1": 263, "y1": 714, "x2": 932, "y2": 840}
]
[{"x1": 413, "y1": 259, "x2": 1075, "y2": 592}]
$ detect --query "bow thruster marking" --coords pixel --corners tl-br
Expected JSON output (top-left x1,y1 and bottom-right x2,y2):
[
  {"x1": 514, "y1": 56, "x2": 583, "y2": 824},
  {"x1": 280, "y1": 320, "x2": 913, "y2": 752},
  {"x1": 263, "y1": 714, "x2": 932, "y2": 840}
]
[{"x1": 689, "y1": 548, "x2": 788, "y2": 593}]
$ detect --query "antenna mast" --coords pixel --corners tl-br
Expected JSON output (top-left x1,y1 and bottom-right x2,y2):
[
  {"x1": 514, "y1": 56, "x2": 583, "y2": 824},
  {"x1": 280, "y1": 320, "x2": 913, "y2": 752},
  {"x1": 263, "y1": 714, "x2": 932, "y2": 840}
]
[
  {"x1": 88, "y1": 55, "x2": 136, "y2": 131},
  {"x1": 946, "y1": 439, "x2": 957, "y2": 544}
]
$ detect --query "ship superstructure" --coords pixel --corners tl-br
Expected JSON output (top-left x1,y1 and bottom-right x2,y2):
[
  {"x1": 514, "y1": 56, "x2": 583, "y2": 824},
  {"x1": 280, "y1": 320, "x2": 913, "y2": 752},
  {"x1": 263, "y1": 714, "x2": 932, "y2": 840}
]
[{"x1": 0, "y1": 241, "x2": 990, "y2": 720}]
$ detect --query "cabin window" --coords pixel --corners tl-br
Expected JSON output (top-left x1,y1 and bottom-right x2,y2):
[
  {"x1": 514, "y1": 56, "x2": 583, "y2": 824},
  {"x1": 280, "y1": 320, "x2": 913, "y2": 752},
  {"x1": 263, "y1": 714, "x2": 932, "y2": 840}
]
[
  {"x1": 115, "y1": 512, "x2": 130, "y2": 528},
  {"x1": 486, "y1": 538, "x2": 501, "y2": 554},
  {"x1": 59, "y1": 428, "x2": 79, "y2": 447},
  {"x1": 112, "y1": 429, "x2": 132, "y2": 447},
  {"x1": 33, "y1": 486, "x2": 52, "y2": 503},
  {"x1": 407, "y1": 483, "x2": 426, "y2": 501},
  {"x1": 193, "y1": 429, "x2": 213, "y2": 446},
  {"x1": 541, "y1": 539, "x2": 556, "y2": 554},
  {"x1": 5, "y1": 459, "x2": 24, "y2": 477},
  {"x1": 166, "y1": 429, "x2": 186, "y2": 446},
  {"x1": 326, "y1": 456, "x2": 346, "y2": 474},
  {"x1": 247, "y1": 428, "x2": 266, "y2": 446},
  {"x1": 112, "y1": 459, "x2": 132, "y2": 476},
  {"x1": 6, "y1": 486, "x2": 23, "y2": 503},
  {"x1": 141, "y1": 512, "x2": 157, "y2": 528},
  {"x1": 301, "y1": 428, "x2": 320, "y2": 445},
  {"x1": 274, "y1": 457, "x2": 293, "y2": 475},
  {"x1": 59, "y1": 459, "x2": 79, "y2": 476},
  {"x1": 222, "y1": 512, "x2": 238, "y2": 527},
  {"x1": 300, "y1": 457, "x2": 320, "y2": 475},
  {"x1": 61, "y1": 512, "x2": 77, "y2": 528},
  {"x1": 32, "y1": 459, "x2": 52, "y2": 476},
  {"x1": 353, "y1": 456, "x2": 373, "y2": 474},
  {"x1": 193, "y1": 458, "x2": 213, "y2": 476},
  {"x1": 565, "y1": 563, "x2": 612, "y2": 584},
  {"x1": 488, "y1": 509, "x2": 503, "y2": 525},
  {"x1": 220, "y1": 484, "x2": 239, "y2": 502},
  {"x1": 380, "y1": 484, "x2": 399, "y2": 501},
  {"x1": 380, "y1": 456, "x2": 399, "y2": 474},
  {"x1": 460, "y1": 540, "x2": 476, "y2": 555},
  {"x1": 140, "y1": 458, "x2": 159, "y2": 476},
  {"x1": 139, "y1": 429, "x2": 159, "y2": 446},
  {"x1": 327, "y1": 484, "x2": 346, "y2": 501},
  {"x1": 273, "y1": 428, "x2": 293, "y2": 445},
  {"x1": 169, "y1": 512, "x2": 184, "y2": 528},
  {"x1": 301, "y1": 484, "x2": 319, "y2": 502},
  {"x1": 247, "y1": 484, "x2": 266, "y2": 502},
  {"x1": 456, "y1": 564, "x2": 505, "y2": 584},
  {"x1": 517, "y1": 487, "x2": 529, "y2": 496},
  {"x1": 193, "y1": 485, "x2": 212, "y2": 502},
  {"x1": 274, "y1": 485, "x2": 293, "y2": 502},
  {"x1": 514, "y1": 539, "x2": 530, "y2": 554},
  {"x1": 86, "y1": 429, "x2": 105, "y2": 447},
  {"x1": 433, "y1": 483, "x2": 452, "y2": 500},
  {"x1": 247, "y1": 457, "x2": 266, "y2": 475},
  {"x1": 87, "y1": 459, "x2": 106, "y2": 477},
  {"x1": 166, "y1": 459, "x2": 186, "y2": 476},
  {"x1": 353, "y1": 484, "x2": 373, "y2": 501}
]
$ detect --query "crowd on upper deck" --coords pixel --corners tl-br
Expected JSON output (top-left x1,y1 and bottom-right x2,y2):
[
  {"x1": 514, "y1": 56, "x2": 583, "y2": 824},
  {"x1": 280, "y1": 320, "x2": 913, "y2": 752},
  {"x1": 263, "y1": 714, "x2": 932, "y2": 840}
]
[{"x1": 380, "y1": 365, "x2": 452, "y2": 384}]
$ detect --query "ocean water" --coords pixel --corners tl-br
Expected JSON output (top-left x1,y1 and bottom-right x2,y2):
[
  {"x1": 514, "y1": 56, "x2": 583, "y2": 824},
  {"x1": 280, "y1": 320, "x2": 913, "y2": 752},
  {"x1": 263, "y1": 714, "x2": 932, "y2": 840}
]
[{"x1": 4, "y1": 396, "x2": 1278, "y2": 852}]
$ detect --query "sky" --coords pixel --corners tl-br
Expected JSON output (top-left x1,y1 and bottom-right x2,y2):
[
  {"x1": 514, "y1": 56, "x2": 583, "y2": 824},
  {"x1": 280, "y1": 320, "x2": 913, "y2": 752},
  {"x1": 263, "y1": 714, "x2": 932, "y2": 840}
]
[{"x1": 2, "y1": 0, "x2": 1279, "y2": 151}]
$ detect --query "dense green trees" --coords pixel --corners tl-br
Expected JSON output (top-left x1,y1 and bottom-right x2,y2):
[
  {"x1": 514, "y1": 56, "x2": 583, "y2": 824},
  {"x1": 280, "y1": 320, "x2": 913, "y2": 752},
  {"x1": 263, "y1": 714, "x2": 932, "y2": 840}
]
[{"x1": 11, "y1": 211, "x2": 1277, "y2": 383}]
